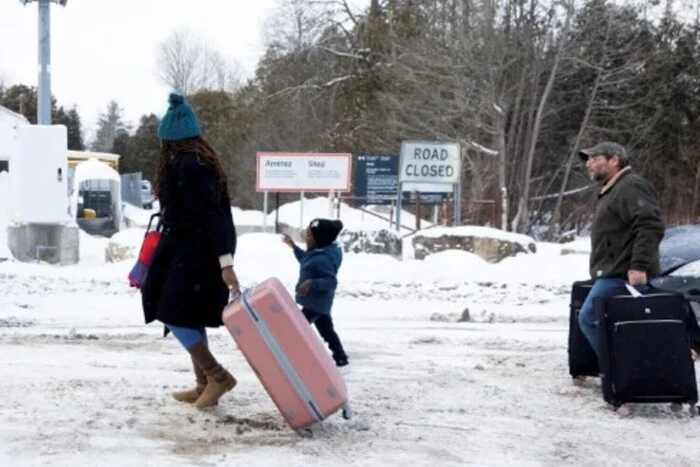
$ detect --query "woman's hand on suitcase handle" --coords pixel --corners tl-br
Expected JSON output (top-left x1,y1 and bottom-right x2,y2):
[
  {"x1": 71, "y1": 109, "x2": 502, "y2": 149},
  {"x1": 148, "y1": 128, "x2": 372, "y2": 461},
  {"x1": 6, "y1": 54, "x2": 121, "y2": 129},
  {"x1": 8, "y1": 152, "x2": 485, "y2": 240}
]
[{"x1": 222, "y1": 266, "x2": 240, "y2": 294}]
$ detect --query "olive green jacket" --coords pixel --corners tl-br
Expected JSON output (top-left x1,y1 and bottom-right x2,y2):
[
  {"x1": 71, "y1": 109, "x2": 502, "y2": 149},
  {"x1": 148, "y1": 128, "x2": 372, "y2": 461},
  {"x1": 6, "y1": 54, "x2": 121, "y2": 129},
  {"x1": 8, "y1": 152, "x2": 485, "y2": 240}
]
[{"x1": 589, "y1": 167, "x2": 664, "y2": 279}]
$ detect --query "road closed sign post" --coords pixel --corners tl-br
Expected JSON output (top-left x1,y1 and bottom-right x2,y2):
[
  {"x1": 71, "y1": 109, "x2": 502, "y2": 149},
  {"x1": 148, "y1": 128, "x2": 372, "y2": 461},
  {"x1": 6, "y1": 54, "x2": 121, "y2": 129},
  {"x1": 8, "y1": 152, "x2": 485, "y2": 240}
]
[{"x1": 397, "y1": 141, "x2": 461, "y2": 231}]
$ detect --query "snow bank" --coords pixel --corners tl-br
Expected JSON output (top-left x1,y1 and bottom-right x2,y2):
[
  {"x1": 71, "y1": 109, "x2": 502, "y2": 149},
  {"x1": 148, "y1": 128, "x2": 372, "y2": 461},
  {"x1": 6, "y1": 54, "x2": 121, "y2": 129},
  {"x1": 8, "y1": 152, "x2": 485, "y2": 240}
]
[
  {"x1": 232, "y1": 207, "x2": 267, "y2": 226},
  {"x1": 268, "y1": 196, "x2": 430, "y2": 234},
  {"x1": 105, "y1": 228, "x2": 146, "y2": 263},
  {"x1": 234, "y1": 233, "x2": 300, "y2": 287},
  {"x1": 79, "y1": 231, "x2": 110, "y2": 266},
  {"x1": 122, "y1": 204, "x2": 157, "y2": 228}
]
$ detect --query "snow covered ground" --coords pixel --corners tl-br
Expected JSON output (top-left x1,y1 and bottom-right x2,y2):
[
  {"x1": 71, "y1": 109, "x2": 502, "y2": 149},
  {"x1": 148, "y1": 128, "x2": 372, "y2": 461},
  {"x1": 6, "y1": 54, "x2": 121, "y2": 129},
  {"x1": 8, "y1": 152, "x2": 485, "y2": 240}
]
[
  {"x1": 1, "y1": 197, "x2": 700, "y2": 466},
  {"x1": 1, "y1": 229, "x2": 700, "y2": 466}
]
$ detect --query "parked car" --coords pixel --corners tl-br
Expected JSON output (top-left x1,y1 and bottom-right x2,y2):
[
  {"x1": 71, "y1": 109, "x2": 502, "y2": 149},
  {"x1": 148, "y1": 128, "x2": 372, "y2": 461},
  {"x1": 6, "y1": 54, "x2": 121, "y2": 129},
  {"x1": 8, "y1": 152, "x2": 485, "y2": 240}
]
[
  {"x1": 651, "y1": 224, "x2": 700, "y2": 338},
  {"x1": 141, "y1": 180, "x2": 154, "y2": 209}
]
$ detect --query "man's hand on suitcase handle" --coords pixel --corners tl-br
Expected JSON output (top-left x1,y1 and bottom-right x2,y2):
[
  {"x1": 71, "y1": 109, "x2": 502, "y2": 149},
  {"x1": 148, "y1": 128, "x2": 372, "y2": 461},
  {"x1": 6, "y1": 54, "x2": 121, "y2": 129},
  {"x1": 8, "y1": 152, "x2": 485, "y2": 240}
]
[
  {"x1": 627, "y1": 269, "x2": 647, "y2": 286},
  {"x1": 222, "y1": 266, "x2": 240, "y2": 294}
]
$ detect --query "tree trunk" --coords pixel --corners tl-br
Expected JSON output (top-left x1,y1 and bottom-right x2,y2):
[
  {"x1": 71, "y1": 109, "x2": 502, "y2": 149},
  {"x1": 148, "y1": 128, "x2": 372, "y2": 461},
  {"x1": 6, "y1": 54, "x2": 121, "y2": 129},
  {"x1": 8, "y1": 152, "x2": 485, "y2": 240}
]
[
  {"x1": 513, "y1": 8, "x2": 571, "y2": 234},
  {"x1": 496, "y1": 106, "x2": 508, "y2": 230},
  {"x1": 693, "y1": 162, "x2": 700, "y2": 221},
  {"x1": 547, "y1": 69, "x2": 602, "y2": 240}
]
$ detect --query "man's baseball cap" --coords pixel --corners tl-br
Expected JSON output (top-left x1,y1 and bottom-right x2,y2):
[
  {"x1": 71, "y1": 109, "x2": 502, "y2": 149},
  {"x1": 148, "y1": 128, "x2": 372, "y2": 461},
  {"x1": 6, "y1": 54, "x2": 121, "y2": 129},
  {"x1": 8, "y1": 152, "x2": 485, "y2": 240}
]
[{"x1": 578, "y1": 141, "x2": 628, "y2": 162}]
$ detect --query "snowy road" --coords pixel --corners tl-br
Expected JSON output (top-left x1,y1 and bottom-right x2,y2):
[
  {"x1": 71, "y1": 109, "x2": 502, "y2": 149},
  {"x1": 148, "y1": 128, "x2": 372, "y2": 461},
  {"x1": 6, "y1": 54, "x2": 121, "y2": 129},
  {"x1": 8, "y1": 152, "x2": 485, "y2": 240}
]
[{"x1": 2, "y1": 261, "x2": 699, "y2": 467}]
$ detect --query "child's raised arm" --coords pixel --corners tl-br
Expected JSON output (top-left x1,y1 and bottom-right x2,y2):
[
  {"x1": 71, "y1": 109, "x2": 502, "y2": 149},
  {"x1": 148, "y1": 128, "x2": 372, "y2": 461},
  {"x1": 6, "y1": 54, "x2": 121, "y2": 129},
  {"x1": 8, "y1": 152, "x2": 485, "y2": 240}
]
[{"x1": 282, "y1": 234, "x2": 306, "y2": 262}]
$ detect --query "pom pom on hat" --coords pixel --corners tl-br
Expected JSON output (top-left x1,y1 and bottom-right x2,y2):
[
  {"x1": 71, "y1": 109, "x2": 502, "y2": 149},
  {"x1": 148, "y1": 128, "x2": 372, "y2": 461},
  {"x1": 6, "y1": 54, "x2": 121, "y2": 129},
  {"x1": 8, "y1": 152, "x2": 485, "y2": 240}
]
[
  {"x1": 157, "y1": 93, "x2": 201, "y2": 141},
  {"x1": 168, "y1": 93, "x2": 185, "y2": 106}
]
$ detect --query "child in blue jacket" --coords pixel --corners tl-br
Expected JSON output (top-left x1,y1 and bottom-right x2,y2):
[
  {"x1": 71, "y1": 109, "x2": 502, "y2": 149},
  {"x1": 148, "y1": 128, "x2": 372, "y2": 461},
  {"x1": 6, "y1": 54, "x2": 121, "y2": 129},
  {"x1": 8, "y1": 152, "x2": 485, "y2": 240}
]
[{"x1": 282, "y1": 218, "x2": 349, "y2": 372}]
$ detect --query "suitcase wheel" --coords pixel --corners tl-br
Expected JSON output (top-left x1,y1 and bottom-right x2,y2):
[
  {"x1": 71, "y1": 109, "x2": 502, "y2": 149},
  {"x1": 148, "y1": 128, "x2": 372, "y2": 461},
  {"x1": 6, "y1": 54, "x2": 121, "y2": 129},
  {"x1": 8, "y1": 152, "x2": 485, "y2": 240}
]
[
  {"x1": 670, "y1": 403, "x2": 683, "y2": 413},
  {"x1": 615, "y1": 405, "x2": 632, "y2": 417},
  {"x1": 341, "y1": 404, "x2": 353, "y2": 421},
  {"x1": 296, "y1": 428, "x2": 313, "y2": 438},
  {"x1": 689, "y1": 405, "x2": 698, "y2": 417}
]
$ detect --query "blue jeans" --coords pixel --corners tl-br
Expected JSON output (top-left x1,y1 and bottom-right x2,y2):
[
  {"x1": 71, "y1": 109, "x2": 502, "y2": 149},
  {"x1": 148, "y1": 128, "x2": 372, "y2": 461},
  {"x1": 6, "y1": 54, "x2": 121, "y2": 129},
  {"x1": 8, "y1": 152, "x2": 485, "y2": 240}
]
[
  {"x1": 164, "y1": 323, "x2": 208, "y2": 350},
  {"x1": 578, "y1": 278, "x2": 627, "y2": 356}
]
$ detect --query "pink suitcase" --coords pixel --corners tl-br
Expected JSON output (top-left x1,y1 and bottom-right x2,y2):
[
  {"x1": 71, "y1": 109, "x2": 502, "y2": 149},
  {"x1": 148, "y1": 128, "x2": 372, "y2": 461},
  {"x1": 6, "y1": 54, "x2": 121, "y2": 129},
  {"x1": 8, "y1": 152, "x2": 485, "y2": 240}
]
[{"x1": 222, "y1": 277, "x2": 352, "y2": 437}]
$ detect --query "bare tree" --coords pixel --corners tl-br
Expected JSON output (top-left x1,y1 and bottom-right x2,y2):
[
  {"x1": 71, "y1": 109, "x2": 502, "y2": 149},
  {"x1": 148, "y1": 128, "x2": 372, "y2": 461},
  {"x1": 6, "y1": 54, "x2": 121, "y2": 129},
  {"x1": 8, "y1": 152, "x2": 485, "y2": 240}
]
[
  {"x1": 156, "y1": 29, "x2": 242, "y2": 95},
  {"x1": 511, "y1": 3, "x2": 573, "y2": 233},
  {"x1": 262, "y1": 0, "x2": 335, "y2": 53}
]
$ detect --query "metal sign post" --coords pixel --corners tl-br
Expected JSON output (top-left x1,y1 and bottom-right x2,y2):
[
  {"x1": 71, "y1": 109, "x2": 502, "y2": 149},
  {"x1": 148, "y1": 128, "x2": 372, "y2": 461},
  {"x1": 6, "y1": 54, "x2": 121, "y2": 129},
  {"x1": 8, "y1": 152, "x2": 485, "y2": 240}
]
[
  {"x1": 275, "y1": 192, "x2": 280, "y2": 233},
  {"x1": 300, "y1": 191, "x2": 305, "y2": 232},
  {"x1": 262, "y1": 191, "x2": 268, "y2": 232},
  {"x1": 454, "y1": 181, "x2": 461, "y2": 226}
]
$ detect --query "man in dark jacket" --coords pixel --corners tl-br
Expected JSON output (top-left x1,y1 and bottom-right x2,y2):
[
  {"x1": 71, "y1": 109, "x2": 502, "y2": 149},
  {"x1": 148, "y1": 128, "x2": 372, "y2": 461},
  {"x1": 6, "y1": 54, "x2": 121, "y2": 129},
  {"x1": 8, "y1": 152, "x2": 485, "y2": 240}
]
[{"x1": 576, "y1": 142, "x2": 664, "y2": 370}]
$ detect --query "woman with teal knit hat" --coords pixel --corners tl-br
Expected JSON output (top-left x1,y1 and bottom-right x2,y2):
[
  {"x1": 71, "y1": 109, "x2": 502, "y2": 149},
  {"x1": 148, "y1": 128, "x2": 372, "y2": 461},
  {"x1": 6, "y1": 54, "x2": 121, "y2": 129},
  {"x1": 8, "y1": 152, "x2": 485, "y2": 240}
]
[{"x1": 141, "y1": 93, "x2": 240, "y2": 409}]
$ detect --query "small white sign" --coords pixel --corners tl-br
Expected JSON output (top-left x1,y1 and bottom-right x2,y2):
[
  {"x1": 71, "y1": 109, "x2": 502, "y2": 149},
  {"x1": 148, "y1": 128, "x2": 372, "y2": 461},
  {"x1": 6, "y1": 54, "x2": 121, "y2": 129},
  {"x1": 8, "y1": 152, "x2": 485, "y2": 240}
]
[
  {"x1": 257, "y1": 152, "x2": 352, "y2": 192},
  {"x1": 399, "y1": 141, "x2": 461, "y2": 184},
  {"x1": 403, "y1": 182, "x2": 454, "y2": 193}
]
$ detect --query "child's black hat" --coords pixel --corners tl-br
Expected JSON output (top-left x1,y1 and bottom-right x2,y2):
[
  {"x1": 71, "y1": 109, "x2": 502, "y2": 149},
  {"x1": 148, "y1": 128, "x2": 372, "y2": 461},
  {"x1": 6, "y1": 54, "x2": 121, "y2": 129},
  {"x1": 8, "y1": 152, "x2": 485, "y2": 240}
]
[{"x1": 309, "y1": 218, "x2": 343, "y2": 247}]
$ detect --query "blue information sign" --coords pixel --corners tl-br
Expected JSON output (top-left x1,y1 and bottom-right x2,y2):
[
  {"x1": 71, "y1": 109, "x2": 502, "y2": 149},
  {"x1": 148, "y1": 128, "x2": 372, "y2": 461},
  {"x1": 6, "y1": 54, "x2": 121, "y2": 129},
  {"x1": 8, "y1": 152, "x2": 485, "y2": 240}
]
[{"x1": 353, "y1": 154, "x2": 449, "y2": 205}]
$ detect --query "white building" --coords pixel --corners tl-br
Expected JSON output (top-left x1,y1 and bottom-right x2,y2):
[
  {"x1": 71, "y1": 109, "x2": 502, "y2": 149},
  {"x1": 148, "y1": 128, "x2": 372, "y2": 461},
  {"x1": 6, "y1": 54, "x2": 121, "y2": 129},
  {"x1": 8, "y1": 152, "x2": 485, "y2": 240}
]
[{"x1": 0, "y1": 105, "x2": 30, "y2": 172}]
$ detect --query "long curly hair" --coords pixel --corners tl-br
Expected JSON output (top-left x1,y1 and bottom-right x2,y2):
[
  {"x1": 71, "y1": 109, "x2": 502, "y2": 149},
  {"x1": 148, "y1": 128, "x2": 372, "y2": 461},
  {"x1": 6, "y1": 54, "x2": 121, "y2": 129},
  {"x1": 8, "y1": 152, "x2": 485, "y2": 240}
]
[{"x1": 153, "y1": 137, "x2": 229, "y2": 201}]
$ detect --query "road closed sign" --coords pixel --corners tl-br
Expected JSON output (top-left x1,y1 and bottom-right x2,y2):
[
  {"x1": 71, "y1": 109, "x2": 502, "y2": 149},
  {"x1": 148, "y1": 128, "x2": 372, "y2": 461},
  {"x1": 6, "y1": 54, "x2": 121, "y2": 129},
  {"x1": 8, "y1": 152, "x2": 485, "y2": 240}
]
[{"x1": 399, "y1": 141, "x2": 461, "y2": 184}]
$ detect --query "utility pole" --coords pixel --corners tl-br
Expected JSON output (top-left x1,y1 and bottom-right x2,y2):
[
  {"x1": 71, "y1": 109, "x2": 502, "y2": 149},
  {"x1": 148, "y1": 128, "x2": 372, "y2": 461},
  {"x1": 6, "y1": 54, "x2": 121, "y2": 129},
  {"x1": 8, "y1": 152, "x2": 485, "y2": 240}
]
[{"x1": 18, "y1": 0, "x2": 68, "y2": 125}]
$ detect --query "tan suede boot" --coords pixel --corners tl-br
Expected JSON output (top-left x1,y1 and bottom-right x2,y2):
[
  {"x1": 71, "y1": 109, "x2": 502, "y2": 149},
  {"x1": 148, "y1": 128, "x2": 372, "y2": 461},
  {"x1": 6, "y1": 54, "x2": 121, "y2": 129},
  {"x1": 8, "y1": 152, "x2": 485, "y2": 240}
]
[
  {"x1": 172, "y1": 356, "x2": 207, "y2": 403},
  {"x1": 188, "y1": 343, "x2": 237, "y2": 409}
]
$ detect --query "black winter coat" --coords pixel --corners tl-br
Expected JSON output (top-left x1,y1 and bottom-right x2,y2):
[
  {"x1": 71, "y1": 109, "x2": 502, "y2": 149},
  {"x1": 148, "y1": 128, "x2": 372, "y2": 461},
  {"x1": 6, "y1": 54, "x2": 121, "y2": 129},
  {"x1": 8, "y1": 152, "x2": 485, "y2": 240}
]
[{"x1": 141, "y1": 152, "x2": 236, "y2": 329}]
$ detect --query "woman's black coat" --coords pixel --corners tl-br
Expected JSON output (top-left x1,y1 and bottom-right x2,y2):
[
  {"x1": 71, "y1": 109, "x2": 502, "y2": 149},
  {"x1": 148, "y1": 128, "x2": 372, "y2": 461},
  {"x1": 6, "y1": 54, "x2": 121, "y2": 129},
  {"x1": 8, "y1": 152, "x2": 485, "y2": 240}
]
[{"x1": 141, "y1": 152, "x2": 236, "y2": 329}]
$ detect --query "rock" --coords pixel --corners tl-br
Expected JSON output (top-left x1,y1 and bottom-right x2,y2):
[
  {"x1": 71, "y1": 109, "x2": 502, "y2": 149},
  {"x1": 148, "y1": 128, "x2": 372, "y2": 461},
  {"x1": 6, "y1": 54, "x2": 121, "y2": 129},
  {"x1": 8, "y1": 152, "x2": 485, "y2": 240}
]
[
  {"x1": 430, "y1": 313, "x2": 454, "y2": 322},
  {"x1": 560, "y1": 247, "x2": 589, "y2": 256},
  {"x1": 558, "y1": 230, "x2": 577, "y2": 243},
  {"x1": 411, "y1": 226, "x2": 536, "y2": 263},
  {"x1": 338, "y1": 229, "x2": 402, "y2": 258},
  {"x1": 458, "y1": 308, "x2": 471, "y2": 322}
]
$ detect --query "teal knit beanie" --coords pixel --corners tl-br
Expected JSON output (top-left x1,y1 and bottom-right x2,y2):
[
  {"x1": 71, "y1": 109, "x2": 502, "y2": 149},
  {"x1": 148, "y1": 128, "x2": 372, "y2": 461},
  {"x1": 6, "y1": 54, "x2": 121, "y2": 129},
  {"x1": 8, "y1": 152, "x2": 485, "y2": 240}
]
[{"x1": 157, "y1": 93, "x2": 201, "y2": 141}]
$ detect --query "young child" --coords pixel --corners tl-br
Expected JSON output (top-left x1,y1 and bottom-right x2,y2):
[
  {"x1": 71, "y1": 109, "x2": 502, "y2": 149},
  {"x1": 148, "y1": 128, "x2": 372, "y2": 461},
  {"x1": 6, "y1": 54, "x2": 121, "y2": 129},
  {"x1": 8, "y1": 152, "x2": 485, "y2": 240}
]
[{"x1": 282, "y1": 218, "x2": 350, "y2": 373}]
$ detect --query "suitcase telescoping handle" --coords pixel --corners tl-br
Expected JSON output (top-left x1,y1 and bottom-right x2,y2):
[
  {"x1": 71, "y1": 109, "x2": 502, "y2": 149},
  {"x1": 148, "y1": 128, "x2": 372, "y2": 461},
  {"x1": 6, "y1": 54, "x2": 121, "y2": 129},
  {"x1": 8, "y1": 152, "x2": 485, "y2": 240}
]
[
  {"x1": 229, "y1": 290, "x2": 244, "y2": 302},
  {"x1": 228, "y1": 283, "x2": 256, "y2": 303},
  {"x1": 625, "y1": 284, "x2": 644, "y2": 298},
  {"x1": 624, "y1": 283, "x2": 668, "y2": 298}
]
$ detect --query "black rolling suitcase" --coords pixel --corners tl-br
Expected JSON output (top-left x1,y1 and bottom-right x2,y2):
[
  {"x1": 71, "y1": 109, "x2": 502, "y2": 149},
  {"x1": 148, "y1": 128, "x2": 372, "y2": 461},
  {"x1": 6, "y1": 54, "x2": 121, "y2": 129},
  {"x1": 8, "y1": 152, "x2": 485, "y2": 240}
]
[
  {"x1": 568, "y1": 279, "x2": 600, "y2": 379},
  {"x1": 595, "y1": 285, "x2": 698, "y2": 415}
]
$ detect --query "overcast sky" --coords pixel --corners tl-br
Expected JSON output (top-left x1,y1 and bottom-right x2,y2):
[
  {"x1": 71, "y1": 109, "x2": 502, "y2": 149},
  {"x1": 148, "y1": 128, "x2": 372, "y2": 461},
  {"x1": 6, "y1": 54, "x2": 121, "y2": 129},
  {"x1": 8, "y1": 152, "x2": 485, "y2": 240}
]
[
  {"x1": 0, "y1": 0, "x2": 283, "y2": 140},
  {"x1": 2, "y1": 0, "x2": 681, "y2": 144}
]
